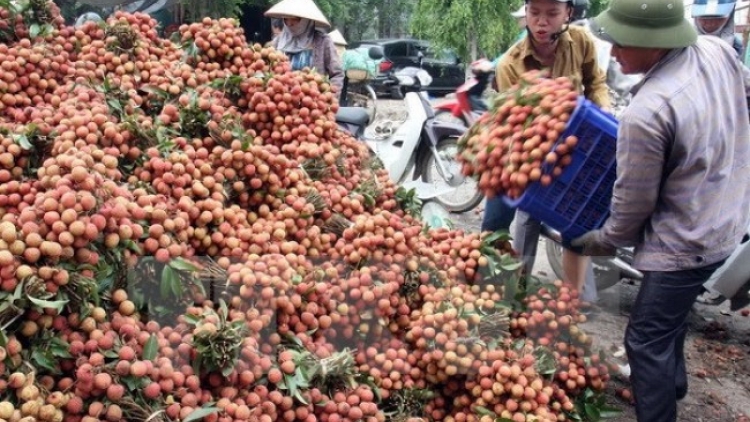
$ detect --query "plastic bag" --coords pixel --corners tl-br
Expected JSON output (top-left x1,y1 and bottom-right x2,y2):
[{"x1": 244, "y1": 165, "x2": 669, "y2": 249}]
[{"x1": 342, "y1": 49, "x2": 377, "y2": 78}]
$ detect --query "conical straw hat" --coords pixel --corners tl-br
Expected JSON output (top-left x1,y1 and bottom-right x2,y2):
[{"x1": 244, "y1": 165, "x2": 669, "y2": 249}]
[
  {"x1": 265, "y1": 0, "x2": 331, "y2": 29},
  {"x1": 328, "y1": 29, "x2": 347, "y2": 46}
]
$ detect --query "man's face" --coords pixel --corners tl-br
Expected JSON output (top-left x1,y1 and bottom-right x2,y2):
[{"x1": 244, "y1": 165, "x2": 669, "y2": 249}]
[
  {"x1": 696, "y1": 16, "x2": 730, "y2": 33},
  {"x1": 526, "y1": 0, "x2": 571, "y2": 44},
  {"x1": 611, "y1": 45, "x2": 664, "y2": 75}
]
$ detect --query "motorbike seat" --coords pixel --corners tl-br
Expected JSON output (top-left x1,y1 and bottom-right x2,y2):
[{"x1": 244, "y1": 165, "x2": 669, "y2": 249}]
[{"x1": 336, "y1": 107, "x2": 370, "y2": 127}]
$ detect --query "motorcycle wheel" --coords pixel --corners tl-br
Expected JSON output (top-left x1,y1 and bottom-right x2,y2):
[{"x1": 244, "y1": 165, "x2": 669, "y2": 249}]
[
  {"x1": 544, "y1": 238, "x2": 623, "y2": 291},
  {"x1": 419, "y1": 137, "x2": 483, "y2": 213},
  {"x1": 434, "y1": 110, "x2": 470, "y2": 128}
]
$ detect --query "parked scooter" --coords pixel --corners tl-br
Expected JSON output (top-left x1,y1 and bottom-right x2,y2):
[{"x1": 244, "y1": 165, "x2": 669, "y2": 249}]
[
  {"x1": 542, "y1": 223, "x2": 750, "y2": 310},
  {"x1": 377, "y1": 50, "x2": 427, "y2": 101},
  {"x1": 335, "y1": 47, "x2": 483, "y2": 213},
  {"x1": 433, "y1": 58, "x2": 494, "y2": 127}
]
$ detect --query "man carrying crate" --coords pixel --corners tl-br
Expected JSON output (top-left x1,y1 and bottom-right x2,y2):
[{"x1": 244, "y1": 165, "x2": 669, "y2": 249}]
[{"x1": 571, "y1": 0, "x2": 750, "y2": 421}]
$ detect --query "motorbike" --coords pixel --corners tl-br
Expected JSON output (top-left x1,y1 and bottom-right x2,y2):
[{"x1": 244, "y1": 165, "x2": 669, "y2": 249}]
[
  {"x1": 542, "y1": 223, "x2": 750, "y2": 310},
  {"x1": 432, "y1": 58, "x2": 494, "y2": 127},
  {"x1": 335, "y1": 49, "x2": 483, "y2": 213},
  {"x1": 339, "y1": 73, "x2": 378, "y2": 124}
]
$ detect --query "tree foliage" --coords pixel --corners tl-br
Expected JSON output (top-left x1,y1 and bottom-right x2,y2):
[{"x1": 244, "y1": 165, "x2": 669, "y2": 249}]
[
  {"x1": 181, "y1": 0, "x2": 255, "y2": 21},
  {"x1": 410, "y1": 0, "x2": 523, "y2": 63},
  {"x1": 587, "y1": 0, "x2": 611, "y2": 19}
]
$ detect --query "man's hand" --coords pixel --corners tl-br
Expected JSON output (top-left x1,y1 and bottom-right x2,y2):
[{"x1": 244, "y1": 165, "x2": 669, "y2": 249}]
[{"x1": 571, "y1": 230, "x2": 616, "y2": 256}]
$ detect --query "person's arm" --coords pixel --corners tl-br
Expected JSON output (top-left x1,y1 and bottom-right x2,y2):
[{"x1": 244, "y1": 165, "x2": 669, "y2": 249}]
[
  {"x1": 580, "y1": 35, "x2": 611, "y2": 109},
  {"x1": 323, "y1": 38, "x2": 344, "y2": 92},
  {"x1": 601, "y1": 112, "x2": 667, "y2": 246}
]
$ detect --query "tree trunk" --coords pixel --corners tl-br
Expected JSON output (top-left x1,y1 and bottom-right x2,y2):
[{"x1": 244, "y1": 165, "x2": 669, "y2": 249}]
[
  {"x1": 466, "y1": 29, "x2": 478, "y2": 78},
  {"x1": 383, "y1": 0, "x2": 391, "y2": 37},
  {"x1": 470, "y1": 33, "x2": 478, "y2": 61},
  {"x1": 377, "y1": 0, "x2": 386, "y2": 37}
]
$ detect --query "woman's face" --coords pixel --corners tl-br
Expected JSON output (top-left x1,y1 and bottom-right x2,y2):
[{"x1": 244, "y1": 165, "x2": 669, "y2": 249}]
[
  {"x1": 283, "y1": 17, "x2": 303, "y2": 31},
  {"x1": 696, "y1": 16, "x2": 730, "y2": 33},
  {"x1": 526, "y1": 0, "x2": 571, "y2": 44}
]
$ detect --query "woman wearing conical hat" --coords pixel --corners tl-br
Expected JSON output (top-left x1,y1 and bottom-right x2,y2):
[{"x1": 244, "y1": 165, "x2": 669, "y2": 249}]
[
  {"x1": 329, "y1": 29, "x2": 347, "y2": 59},
  {"x1": 265, "y1": 0, "x2": 344, "y2": 91}
]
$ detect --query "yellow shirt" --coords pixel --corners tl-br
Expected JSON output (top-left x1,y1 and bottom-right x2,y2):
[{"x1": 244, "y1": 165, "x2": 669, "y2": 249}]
[{"x1": 496, "y1": 25, "x2": 610, "y2": 108}]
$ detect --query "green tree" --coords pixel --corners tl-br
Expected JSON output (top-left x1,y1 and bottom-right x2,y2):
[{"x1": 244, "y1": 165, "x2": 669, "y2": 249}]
[
  {"x1": 587, "y1": 0, "x2": 610, "y2": 18},
  {"x1": 410, "y1": 0, "x2": 522, "y2": 64},
  {"x1": 180, "y1": 0, "x2": 255, "y2": 21}
]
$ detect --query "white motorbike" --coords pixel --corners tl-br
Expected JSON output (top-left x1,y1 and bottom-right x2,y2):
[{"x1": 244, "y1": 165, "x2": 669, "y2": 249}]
[
  {"x1": 335, "y1": 49, "x2": 483, "y2": 213},
  {"x1": 543, "y1": 213, "x2": 750, "y2": 311}
]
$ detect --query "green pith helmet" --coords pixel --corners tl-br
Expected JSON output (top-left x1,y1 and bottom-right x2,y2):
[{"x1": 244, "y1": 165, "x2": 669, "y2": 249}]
[{"x1": 591, "y1": 0, "x2": 697, "y2": 48}]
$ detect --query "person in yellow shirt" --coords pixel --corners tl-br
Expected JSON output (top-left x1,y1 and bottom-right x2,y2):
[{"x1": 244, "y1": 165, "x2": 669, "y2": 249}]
[
  {"x1": 484, "y1": 0, "x2": 610, "y2": 299},
  {"x1": 498, "y1": 0, "x2": 609, "y2": 105}
]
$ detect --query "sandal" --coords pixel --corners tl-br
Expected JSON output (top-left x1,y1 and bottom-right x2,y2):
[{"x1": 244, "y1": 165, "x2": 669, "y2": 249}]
[
  {"x1": 579, "y1": 301, "x2": 601, "y2": 317},
  {"x1": 695, "y1": 290, "x2": 726, "y2": 306}
]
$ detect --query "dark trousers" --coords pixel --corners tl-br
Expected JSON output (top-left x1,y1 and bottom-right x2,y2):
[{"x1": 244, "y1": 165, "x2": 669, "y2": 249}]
[
  {"x1": 625, "y1": 260, "x2": 725, "y2": 422},
  {"x1": 481, "y1": 196, "x2": 516, "y2": 232}
]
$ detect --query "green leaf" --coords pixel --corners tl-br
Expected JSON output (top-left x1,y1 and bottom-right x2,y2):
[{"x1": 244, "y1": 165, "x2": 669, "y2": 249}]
[
  {"x1": 161, "y1": 265, "x2": 177, "y2": 298},
  {"x1": 29, "y1": 23, "x2": 40, "y2": 39},
  {"x1": 122, "y1": 239, "x2": 142, "y2": 254},
  {"x1": 107, "y1": 98, "x2": 123, "y2": 114},
  {"x1": 102, "y1": 349, "x2": 119, "y2": 359},
  {"x1": 281, "y1": 372, "x2": 294, "y2": 390},
  {"x1": 533, "y1": 346, "x2": 557, "y2": 377},
  {"x1": 142, "y1": 334, "x2": 158, "y2": 361},
  {"x1": 140, "y1": 86, "x2": 170, "y2": 98},
  {"x1": 169, "y1": 258, "x2": 198, "y2": 272},
  {"x1": 31, "y1": 350, "x2": 58, "y2": 373},
  {"x1": 28, "y1": 296, "x2": 68, "y2": 313},
  {"x1": 482, "y1": 229, "x2": 512, "y2": 247},
  {"x1": 584, "y1": 403, "x2": 600, "y2": 420},
  {"x1": 184, "y1": 314, "x2": 201, "y2": 325},
  {"x1": 13, "y1": 134, "x2": 32, "y2": 150},
  {"x1": 221, "y1": 365, "x2": 234, "y2": 377},
  {"x1": 182, "y1": 407, "x2": 220, "y2": 422},
  {"x1": 50, "y1": 341, "x2": 72, "y2": 359},
  {"x1": 121, "y1": 376, "x2": 144, "y2": 391},
  {"x1": 503, "y1": 276, "x2": 518, "y2": 306},
  {"x1": 474, "y1": 406, "x2": 495, "y2": 417},
  {"x1": 40, "y1": 24, "x2": 54, "y2": 37}
]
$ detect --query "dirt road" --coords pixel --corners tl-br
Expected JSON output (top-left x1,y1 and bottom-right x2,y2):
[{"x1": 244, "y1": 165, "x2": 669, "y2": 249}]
[{"x1": 371, "y1": 98, "x2": 750, "y2": 421}]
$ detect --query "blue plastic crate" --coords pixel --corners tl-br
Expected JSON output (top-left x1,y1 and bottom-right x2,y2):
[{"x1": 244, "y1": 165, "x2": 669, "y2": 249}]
[{"x1": 504, "y1": 96, "x2": 618, "y2": 242}]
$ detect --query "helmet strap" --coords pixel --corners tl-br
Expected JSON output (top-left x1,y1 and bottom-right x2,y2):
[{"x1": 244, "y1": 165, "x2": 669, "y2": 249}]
[
  {"x1": 550, "y1": 23, "x2": 570, "y2": 41},
  {"x1": 551, "y1": 8, "x2": 573, "y2": 42}
]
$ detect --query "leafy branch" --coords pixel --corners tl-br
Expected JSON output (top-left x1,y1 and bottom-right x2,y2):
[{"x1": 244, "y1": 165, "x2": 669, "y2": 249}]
[{"x1": 185, "y1": 300, "x2": 248, "y2": 377}]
